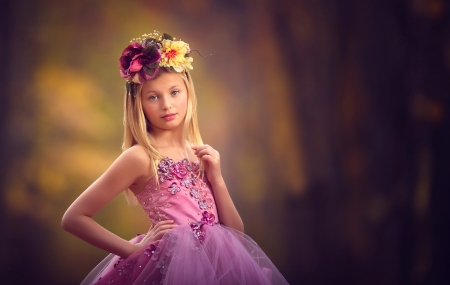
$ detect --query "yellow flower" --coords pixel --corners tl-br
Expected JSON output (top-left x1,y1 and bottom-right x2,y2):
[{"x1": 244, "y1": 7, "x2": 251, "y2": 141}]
[{"x1": 160, "y1": 40, "x2": 193, "y2": 72}]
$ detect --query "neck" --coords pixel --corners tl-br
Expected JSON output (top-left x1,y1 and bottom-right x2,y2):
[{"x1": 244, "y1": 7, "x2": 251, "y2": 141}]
[
  {"x1": 151, "y1": 128, "x2": 186, "y2": 150},
  {"x1": 149, "y1": 125, "x2": 196, "y2": 161}
]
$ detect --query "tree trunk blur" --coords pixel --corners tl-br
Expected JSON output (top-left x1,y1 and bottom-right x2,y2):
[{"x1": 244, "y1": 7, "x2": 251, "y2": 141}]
[{"x1": 268, "y1": 0, "x2": 449, "y2": 284}]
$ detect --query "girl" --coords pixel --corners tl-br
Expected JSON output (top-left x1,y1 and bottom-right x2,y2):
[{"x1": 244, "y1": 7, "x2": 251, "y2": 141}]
[{"x1": 62, "y1": 31, "x2": 289, "y2": 285}]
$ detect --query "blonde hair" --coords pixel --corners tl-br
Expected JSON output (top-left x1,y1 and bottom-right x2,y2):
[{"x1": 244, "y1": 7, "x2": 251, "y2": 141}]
[{"x1": 122, "y1": 68, "x2": 203, "y2": 204}]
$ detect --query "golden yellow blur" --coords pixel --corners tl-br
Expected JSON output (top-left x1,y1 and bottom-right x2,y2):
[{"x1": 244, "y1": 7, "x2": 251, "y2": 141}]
[{"x1": 1, "y1": 0, "x2": 448, "y2": 284}]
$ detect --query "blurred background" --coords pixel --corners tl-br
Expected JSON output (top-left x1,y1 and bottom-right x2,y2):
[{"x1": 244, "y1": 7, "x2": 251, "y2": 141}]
[{"x1": 0, "y1": 0, "x2": 449, "y2": 284}]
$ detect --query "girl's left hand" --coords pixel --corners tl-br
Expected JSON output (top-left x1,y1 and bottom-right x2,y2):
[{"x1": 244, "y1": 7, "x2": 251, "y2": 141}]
[{"x1": 192, "y1": 144, "x2": 223, "y2": 184}]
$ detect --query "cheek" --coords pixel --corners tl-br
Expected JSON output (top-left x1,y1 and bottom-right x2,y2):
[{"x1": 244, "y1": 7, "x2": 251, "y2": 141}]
[
  {"x1": 181, "y1": 100, "x2": 188, "y2": 113},
  {"x1": 179, "y1": 95, "x2": 188, "y2": 113},
  {"x1": 142, "y1": 104, "x2": 158, "y2": 120}
]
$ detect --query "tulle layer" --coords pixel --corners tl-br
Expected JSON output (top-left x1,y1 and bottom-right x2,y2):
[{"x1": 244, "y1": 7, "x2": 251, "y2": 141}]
[{"x1": 81, "y1": 224, "x2": 289, "y2": 285}]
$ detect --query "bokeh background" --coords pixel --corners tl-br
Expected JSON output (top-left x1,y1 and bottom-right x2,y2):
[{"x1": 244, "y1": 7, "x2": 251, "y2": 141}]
[{"x1": 1, "y1": 0, "x2": 449, "y2": 284}]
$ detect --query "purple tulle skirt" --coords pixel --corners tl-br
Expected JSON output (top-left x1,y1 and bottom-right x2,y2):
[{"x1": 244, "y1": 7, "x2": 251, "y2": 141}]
[{"x1": 81, "y1": 224, "x2": 289, "y2": 285}]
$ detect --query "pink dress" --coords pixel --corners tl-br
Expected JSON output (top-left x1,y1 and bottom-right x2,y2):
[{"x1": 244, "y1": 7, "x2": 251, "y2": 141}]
[{"x1": 81, "y1": 157, "x2": 289, "y2": 285}]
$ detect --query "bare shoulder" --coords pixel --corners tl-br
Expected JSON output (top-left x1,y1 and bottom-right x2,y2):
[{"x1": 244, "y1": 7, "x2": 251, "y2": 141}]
[
  {"x1": 122, "y1": 145, "x2": 150, "y2": 161},
  {"x1": 122, "y1": 145, "x2": 151, "y2": 166},
  {"x1": 119, "y1": 145, "x2": 156, "y2": 191},
  {"x1": 114, "y1": 146, "x2": 150, "y2": 169}
]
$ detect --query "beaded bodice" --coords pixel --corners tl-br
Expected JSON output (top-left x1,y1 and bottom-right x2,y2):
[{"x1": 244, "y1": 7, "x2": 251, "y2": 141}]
[{"x1": 135, "y1": 157, "x2": 219, "y2": 230}]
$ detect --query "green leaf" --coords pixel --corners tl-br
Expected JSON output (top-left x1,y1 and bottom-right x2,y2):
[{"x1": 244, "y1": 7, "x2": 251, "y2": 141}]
[
  {"x1": 143, "y1": 66, "x2": 158, "y2": 76},
  {"x1": 163, "y1": 33, "x2": 174, "y2": 40},
  {"x1": 142, "y1": 44, "x2": 157, "y2": 56},
  {"x1": 147, "y1": 62, "x2": 159, "y2": 69}
]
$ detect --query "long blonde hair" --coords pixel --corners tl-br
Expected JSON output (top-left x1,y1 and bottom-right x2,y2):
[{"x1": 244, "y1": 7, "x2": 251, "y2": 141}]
[{"x1": 122, "y1": 68, "x2": 203, "y2": 204}]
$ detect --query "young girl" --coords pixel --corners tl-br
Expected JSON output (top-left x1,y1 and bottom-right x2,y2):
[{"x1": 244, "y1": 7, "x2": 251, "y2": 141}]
[{"x1": 62, "y1": 31, "x2": 289, "y2": 285}]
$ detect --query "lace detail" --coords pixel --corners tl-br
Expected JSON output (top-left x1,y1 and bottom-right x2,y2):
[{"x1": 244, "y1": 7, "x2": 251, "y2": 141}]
[{"x1": 136, "y1": 181, "x2": 172, "y2": 222}]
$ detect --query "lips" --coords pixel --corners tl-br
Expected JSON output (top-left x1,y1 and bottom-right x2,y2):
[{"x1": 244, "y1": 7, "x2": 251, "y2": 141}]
[{"x1": 162, "y1": 113, "x2": 177, "y2": 121}]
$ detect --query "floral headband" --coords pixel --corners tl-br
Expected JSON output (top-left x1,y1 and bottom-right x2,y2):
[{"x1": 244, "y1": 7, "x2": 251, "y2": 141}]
[{"x1": 119, "y1": 30, "x2": 193, "y2": 97}]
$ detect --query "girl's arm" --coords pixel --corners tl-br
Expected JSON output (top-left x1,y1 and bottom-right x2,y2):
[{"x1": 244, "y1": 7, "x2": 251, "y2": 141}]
[
  {"x1": 192, "y1": 145, "x2": 244, "y2": 232},
  {"x1": 62, "y1": 146, "x2": 174, "y2": 257}
]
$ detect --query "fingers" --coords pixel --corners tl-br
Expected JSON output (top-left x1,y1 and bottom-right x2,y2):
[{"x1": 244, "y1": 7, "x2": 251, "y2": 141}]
[
  {"x1": 149, "y1": 220, "x2": 175, "y2": 233},
  {"x1": 192, "y1": 145, "x2": 219, "y2": 160},
  {"x1": 152, "y1": 228, "x2": 174, "y2": 241},
  {"x1": 192, "y1": 144, "x2": 216, "y2": 154},
  {"x1": 148, "y1": 221, "x2": 177, "y2": 237},
  {"x1": 195, "y1": 149, "x2": 218, "y2": 159},
  {"x1": 138, "y1": 221, "x2": 177, "y2": 249},
  {"x1": 191, "y1": 144, "x2": 209, "y2": 151}
]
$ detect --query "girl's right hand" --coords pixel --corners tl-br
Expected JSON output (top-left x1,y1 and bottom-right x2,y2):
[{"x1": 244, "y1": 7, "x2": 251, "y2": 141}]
[{"x1": 133, "y1": 220, "x2": 177, "y2": 253}]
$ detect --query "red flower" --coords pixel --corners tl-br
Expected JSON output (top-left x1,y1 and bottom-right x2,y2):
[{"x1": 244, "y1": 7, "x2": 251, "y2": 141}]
[
  {"x1": 118, "y1": 42, "x2": 161, "y2": 82},
  {"x1": 118, "y1": 43, "x2": 142, "y2": 78}
]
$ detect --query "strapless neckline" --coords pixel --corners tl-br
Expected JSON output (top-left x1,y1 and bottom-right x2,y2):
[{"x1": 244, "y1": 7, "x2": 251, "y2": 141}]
[
  {"x1": 135, "y1": 156, "x2": 202, "y2": 198},
  {"x1": 158, "y1": 156, "x2": 200, "y2": 164}
]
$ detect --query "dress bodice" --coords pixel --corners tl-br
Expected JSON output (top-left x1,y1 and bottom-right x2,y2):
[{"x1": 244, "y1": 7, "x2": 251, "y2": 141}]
[
  {"x1": 84, "y1": 157, "x2": 290, "y2": 285},
  {"x1": 135, "y1": 157, "x2": 219, "y2": 228}
]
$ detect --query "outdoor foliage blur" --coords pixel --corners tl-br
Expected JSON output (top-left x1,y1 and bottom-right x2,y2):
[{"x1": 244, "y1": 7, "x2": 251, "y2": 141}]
[{"x1": 0, "y1": 0, "x2": 449, "y2": 284}]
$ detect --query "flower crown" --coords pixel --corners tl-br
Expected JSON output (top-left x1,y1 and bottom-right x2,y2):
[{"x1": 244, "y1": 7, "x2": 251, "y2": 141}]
[{"x1": 119, "y1": 31, "x2": 193, "y2": 96}]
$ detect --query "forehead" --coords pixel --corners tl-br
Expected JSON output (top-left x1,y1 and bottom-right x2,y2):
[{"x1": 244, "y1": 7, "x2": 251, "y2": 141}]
[{"x1": 141, "y1": 72, "x2": 186, "y2": 93}]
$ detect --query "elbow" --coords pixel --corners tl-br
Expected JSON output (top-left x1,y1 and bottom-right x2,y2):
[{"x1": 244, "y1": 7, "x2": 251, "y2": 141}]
[
  {"x1": 61, "y1": 211, "x2": 75, "y2": 232},
  {"x1": 61, "y1": 213, "x2": 70, "y2": 231}
]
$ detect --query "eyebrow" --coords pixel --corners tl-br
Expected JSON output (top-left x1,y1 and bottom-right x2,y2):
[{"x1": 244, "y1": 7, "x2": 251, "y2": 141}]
[{"x1": 144, "y1": 85, "x2": 180, "y2": 95}]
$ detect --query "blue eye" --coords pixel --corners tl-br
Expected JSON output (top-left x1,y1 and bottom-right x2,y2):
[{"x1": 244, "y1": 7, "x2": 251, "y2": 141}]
[
  {"x1": 149, "y1": 95, "x2": 157, "y2": 100},
  {"x1": 171, "y1": 90, "x2": 179, "y2": 96}
]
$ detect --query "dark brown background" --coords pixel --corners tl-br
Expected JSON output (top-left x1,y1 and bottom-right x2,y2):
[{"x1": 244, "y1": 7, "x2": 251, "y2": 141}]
[{"x1": 0, "y1": 0, "x2": 449, "y2": 284}]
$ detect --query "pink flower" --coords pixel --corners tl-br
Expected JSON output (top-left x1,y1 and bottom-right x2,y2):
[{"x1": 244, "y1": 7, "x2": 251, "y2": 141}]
[
  {"x1": 158, "y1": 157, "x2": 174, "y2": 172},
  {"x1": 157, "y1": 157, "x2": 175, "y2": 182},
  {"x1": 198, "y1": 199, "x2": 208, "y2": 210},
  {"x1": 168, "y1": 182, "x2": 181, "y2": 195},
  {"x1": 144, "y1": 244, "x2": 157, "y2": 257},
  {"x1": 190, "y1": 221, "x2": 203, "y2": 231},
  {"x1": 170, "y1": 162, "x2": 188, "y2": 179},
  {"x1": 201, "y1": 211, "x2": 215, "y2": 225},
  {"x1": 190, "y1": 188, "x2": 199, "y2": 199}
]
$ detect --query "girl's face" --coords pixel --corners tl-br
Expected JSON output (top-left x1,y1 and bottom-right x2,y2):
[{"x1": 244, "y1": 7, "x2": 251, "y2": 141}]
[{"x1": 140, "y1": 72, "x2": 188, "y2": 133}]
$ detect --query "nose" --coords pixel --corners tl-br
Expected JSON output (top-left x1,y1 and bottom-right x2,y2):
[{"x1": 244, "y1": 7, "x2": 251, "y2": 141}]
[{"x1": 160, "y1": 95, "x2": 172, "y2": 110}]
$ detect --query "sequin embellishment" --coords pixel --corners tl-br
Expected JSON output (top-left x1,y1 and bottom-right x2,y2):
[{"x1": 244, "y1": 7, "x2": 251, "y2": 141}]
[
  {"x1": 168, "y1": 182, "x2": 181, "y2": 195},
  {"x1": 190, "y1": 211, "x2": 216, "y2": 243},
  {"x1": 190, "y1": 189, "x2": 200, "y2": 199}
]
